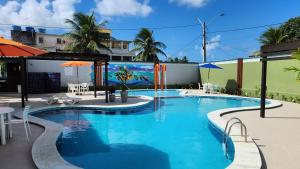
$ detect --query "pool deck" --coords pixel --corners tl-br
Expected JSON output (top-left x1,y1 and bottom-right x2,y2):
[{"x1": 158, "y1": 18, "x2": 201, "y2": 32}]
[
  {"x1": 0, "y1": 90, "x2": 299, "y2": 169},
  {"x1": 185, "y1": 90, "x2": 300, "y2": 169},
  {"x1": 223, "y1": 101, "x2": 300, "y2": 169}
]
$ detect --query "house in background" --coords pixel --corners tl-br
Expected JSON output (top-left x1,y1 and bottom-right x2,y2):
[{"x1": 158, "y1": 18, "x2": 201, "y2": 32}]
[
  {"x1": 98, "y1": 28, "x2": 135, "y2": 61},
  {"x1": 11, "y1": 26, "x2": 135, "y2": 61}
]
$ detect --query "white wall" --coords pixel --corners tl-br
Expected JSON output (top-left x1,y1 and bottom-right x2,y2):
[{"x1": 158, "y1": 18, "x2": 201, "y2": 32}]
[
  {"x1": 27, "y1": 60, "x2": 200, "y2": 87},
  {"x1": 27, "y1": 60, "x2": 93, "y2": 86},
  {"x1": 35, "y1": 34, "x2": 67, "y2": 51},
  {"x1": 164, "y1": 63, "x2": 199, "y2": 85}
]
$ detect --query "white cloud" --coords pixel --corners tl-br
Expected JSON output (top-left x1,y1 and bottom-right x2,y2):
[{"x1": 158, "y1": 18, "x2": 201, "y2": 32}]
[
  {"x1": 206, "y1": 34, "x2": 220, "y2": 52},
  {"x1": 169, "y1": 0, "x2": 207, "y2": 8},
  {"x1": 197, "y1": 34, "x2": 220, "y2": 56},
  {"x1": 0, "y1": 0, "x2": 80, "y2": 38},
  {"x1": 95, "y1": 0, "x2": 152, "y2": 17}
]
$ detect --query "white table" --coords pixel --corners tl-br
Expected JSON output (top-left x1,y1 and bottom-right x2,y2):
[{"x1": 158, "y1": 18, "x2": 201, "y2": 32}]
[{"x1": 0, "y1": 107, "x2": 14, "y2": 145}]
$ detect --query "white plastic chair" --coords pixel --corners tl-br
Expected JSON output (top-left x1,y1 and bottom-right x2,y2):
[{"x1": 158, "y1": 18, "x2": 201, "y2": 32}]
[
  {"x1": 68, "y1": 84, "x2": 77, "y2": 93},
  {"x1": 203, "y1": 83, "x2": 210, "y2": 93},
  {"x1": 5, "y1": 105, "x2": 31, "y2": 142},
  {"x1": 198, "y1": 83, "x2": 203, "y2": 90},
  {"x1": 81, "y1": 83, "x2": 89, "y2": 94},
  {"x1": 212, "y1": 84, "x2": 220, "y2": 94}
]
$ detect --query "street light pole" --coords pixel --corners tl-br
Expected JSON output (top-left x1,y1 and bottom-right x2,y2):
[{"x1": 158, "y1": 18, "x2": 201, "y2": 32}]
[
  {"x1": 197, "y1": 13, "x2": 224, "y2": 63},
  {"x1": 202, "y1": 21, "x2": 207, "y2": 63}
]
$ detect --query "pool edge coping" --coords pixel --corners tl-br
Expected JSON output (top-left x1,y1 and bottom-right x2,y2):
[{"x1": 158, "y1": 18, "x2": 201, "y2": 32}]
[
  {"x1": 183, "y1": 93, "x2": 282, "y2": 169},
  {"x1": 15, "y1": 96, "x2": 154, "y2": 169},
  {"x1": 17, "y1": 93, "x2": 282, "y2": 169}
]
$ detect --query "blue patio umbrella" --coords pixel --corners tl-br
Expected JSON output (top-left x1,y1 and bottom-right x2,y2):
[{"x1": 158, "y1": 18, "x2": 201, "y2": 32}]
[{"x1": 199, "y1": 63, "x2": 223, "y2": 82}]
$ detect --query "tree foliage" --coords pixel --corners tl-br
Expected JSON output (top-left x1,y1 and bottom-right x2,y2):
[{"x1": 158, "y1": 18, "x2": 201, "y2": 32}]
[
  {"x1": 259, "y1": 16, "x2": 300, "y2": 45},
  {"x1": 132, "y1": 28, "x2": 167, "y2": 64},
  {"x1": 280, "y1": 16, "x2": 300, "y2": 41},
  {"x1": 166, "y1": 56, "x2": 189, "y2": 63},
  {"x1": 285, "y1": 48, "x2": 300, "y2": 81},
  {"x1": 259, "y1": 27, "x2": 287, "y2": 45},
  {"x1": 64, "y1": 12, "x2": 109, "y2": 54}
]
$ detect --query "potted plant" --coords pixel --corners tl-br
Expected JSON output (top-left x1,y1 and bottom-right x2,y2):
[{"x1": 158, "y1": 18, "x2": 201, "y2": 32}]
[
  {"x1": 120, "y1": 85, "x2": 128, "y2": 103},
  {"x1": 108, "y1": 86, "x2": 116, "y2": 102},
  {"x1": 115, "y1": 66, "x2": 132, "y2": 103}
]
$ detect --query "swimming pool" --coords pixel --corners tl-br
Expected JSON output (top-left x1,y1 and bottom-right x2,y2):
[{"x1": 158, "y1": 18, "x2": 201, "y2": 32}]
[
  {"x1": 34, "y1": 91, "x2": 261, "y2": 169},
  {"x1": 127, "y1": 89, "x2": 182, "y2": 97}
]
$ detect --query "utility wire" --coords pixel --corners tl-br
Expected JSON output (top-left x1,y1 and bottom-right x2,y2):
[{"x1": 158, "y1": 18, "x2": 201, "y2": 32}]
[
  {"x1": 207, "y1": 22, "x2": 283, "y2": 34},
  {"x1": 172, "y1": 35, "x2": 202, "y2": 56},
  {"x1": 0, "y1": 22, "x2": 283, "y2": 32},
  {"x1": 111, "y1": 24, "x2": 200, "y2": 31},
  {"x1": 0, "y1": 23, "x2": 201, "y2": 31}
]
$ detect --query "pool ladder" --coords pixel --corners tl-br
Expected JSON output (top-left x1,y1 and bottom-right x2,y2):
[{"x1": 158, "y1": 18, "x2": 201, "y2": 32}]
[{"x1": 222, "y1": 117, "x2": 248, "y2": 159}]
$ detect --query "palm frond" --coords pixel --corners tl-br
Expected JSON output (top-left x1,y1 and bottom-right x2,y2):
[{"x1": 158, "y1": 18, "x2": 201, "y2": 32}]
[{"x1": 132, "y1": 28, "x2": 167, "y2": 63}]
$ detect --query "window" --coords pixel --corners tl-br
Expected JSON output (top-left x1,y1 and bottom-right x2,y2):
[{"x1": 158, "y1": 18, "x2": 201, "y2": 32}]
[
  {"x1": 123, "y1": 42, "x2": 128, "y2": 49},
  {"x1": 57, "y1": 38, "x2": 62, "y2": 44},
  {"x1": 112, "y1": 41, "x2": 121, "y2": 49},
  {"x1": 123, "y1": 56, "x2": 132, "y2": 61},
  {"x1": 38, "y1": 37, "x2": 44, "y2": 43},
  {"x1": 112, "y1": 56, "x2": 122, "y2": 61}
]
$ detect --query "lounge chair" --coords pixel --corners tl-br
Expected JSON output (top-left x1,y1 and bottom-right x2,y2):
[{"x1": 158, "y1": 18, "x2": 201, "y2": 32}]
[
  {"x1": 45, "y1": 96, "x2": 59, "y2": 105},
  {"x1": 61, "y1": 96, "x2": 80, "y2": 105}
]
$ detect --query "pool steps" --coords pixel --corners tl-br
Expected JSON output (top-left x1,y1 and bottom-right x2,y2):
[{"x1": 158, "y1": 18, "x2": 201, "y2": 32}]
[{"x1": 223, "y1": 117, "x2": 248, "y2": 158}]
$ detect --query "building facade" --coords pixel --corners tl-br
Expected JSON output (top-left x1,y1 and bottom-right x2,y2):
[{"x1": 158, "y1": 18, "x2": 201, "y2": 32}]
[{"x1": 11, "y1": 26, "x2": 135, "y2": 61}]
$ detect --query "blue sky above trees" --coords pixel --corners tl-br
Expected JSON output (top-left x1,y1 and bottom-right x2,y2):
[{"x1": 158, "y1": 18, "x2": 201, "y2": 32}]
[{"x1": 0, "y1": 0, "x2": 299, "y2": 62}]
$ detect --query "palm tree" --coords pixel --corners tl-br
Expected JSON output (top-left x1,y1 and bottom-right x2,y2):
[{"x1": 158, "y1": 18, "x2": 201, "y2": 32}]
[
  {"x1": 259, "y1": 27, "x2": 288, "y2": 45},
  {"x1": 64, "y1": 12, "x2": 109, "y2": 54},
  {"x1": 285, "y1": 48, "x2": 300, "y2": 81},
  {"x1": 132, "y1": 28, "x2": 167, "y2": 64},
  {"x1": 181, "y1": 56, "x2": 189, "y2": 63}
]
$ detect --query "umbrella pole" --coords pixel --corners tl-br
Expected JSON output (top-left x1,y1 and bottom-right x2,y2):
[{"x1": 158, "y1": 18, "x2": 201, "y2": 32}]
[
  {"x1": 208, "y1": 68, "x2": 210, "y2": 83},
  {"x1": 77, "y1": 66, "x2": 79, "y2": 84}
]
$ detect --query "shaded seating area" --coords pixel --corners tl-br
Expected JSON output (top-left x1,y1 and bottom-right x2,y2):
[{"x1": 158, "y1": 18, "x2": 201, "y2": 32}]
[
  {"x1": 0, "y1": 50, "x2": 110, "y2": 107},
  {"x1": 199, "y1": 63, "x2": 222, "y2": 94},
  {"x1": 68, "y1": 83, "x2": 90, "y2": 95}
]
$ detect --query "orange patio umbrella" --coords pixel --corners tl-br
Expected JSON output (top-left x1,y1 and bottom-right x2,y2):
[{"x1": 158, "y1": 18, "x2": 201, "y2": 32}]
[
  {"x1": 61, "y1": 61, "x2": 92, "y2": 83},
  {"x1": 0, "y1": 36, "x2": 46, "y2": 57},
  {"x1": 0, "y1": 36, "x2": 47, "y2": 108}
]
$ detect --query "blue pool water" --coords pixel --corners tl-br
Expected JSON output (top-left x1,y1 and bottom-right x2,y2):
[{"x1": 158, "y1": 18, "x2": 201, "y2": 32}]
[
  {"x1": 34, "y1": 91, "x2": 261, "y2": 169},
  {"x1": 127, "y1": 89, "x2": 182, "y2": 97}
]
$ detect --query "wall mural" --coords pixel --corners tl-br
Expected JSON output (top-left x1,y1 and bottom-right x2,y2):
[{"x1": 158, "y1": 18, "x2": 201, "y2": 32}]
[{"x1": 107, "y1": 64, "x2": 154, "y2": 85}]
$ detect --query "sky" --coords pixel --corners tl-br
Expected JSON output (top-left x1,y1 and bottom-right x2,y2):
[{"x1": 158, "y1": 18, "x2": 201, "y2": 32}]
[{"x1": 0, "y1": 0, "x2": 299, "y2": 63}]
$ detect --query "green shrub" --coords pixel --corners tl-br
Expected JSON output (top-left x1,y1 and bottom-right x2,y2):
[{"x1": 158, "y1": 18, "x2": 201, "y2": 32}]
[
  {"x1": 281, "y1": 95, "x2": 288, "y2": 101},
  {"x1": 268, "y1": 93, "x2": 274, "y2": 99}
]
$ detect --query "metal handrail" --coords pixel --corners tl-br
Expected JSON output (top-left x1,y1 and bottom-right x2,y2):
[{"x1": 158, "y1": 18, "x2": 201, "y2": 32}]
[
  {"x1": 226, "y1": 122, "x2": 247, "y2": 142},
  {"x1": 223, "y1": 118, "x2": 248, "y2": 159},
  {"x1": 223, "y1": 117, "x2": 244, "y2": 143}
]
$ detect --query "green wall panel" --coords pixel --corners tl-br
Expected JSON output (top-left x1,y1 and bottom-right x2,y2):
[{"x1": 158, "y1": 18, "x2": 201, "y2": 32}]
[
  {"x1": 200, "y1": 59, "x2": 300, "y2": 98},
  {"x1": 266, "y1": 59, "x2": 300, "y2": 95},
  {"x1": 243, "y1": 62, "x2": 261, "y2": 92},
  {"x1": 200, "y1": 62, "x2": 237, "y2": 89}
]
